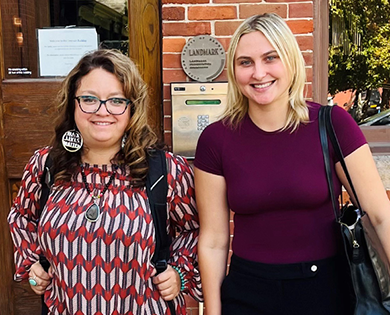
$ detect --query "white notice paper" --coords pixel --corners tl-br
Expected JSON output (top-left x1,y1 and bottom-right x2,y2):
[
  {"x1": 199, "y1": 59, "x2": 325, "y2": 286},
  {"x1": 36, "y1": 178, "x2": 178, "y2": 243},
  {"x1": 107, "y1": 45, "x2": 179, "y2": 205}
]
[{"x1": 37, "y1": 28, "x2": 99, "y2": 76}]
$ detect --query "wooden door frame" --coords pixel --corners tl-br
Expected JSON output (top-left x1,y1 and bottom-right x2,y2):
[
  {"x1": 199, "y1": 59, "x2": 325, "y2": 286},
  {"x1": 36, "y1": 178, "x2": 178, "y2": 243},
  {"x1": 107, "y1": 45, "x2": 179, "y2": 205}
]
[
  {"x1": 0, "y1": 2, "x2": 15, "y2": 313},
  {"x1": 128, "y1": 0, "x2": 162, "y2": 139},
  {"x1": 313, "y1": 0, "x2": 329, "y2": 105}
]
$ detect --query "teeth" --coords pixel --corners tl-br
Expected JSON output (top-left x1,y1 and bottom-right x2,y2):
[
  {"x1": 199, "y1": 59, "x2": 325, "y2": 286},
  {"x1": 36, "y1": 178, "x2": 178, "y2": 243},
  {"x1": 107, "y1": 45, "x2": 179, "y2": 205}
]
[
  {"x1": 254, "y1": 82, "x2": 272, "y2": 89},
  {"x1": 94, "y1": 122, "x2": 111, "y2": 125}
]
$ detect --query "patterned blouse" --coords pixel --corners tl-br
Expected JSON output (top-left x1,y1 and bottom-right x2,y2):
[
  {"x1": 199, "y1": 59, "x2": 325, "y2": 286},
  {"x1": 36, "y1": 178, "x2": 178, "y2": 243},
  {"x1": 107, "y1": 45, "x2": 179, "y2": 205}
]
[{"x1": 8, "y1": 147, "x2": 202, "y2": 315}]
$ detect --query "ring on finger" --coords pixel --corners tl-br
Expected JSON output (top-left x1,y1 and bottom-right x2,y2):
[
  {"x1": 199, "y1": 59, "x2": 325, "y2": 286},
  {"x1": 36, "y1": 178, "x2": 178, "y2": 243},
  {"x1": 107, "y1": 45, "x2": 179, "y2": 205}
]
[{"x1": 28, "y1": 275, "x2": 37, "y2": 286}]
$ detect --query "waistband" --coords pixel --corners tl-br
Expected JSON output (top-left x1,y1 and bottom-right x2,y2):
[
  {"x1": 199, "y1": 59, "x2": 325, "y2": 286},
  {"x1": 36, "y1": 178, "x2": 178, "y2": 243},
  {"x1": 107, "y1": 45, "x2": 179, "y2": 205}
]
[{"x1": 229, "y1": 254, "x2": 340, "y2": 280}]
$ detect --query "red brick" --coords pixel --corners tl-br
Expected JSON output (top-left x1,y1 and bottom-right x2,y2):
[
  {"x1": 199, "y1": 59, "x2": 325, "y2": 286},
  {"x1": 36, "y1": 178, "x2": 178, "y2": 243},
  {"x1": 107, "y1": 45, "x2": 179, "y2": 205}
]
[
  {"x1": 163, "y1": 84, "x2": 171, "y2": 100},
  {"x1": 216, "y1": 37, "x2": 231, "y2": 51},
  {"x1": 215, "y1": 21, "x2": 243, "y2": 36},
  {"x1": 163, "y1": 69, "x2": 187, "y2": 83},
  {"x1": 341, "y1": 191, "x2": 351, "y2": 202},
  {"x1": 302, "y1": 52, "x2": 313, "y2": 66},
  {"x1": 162, "y1": 7, "x2": 185, "y2": 20},
  {"x1": 163, "y1": 100, "x2": 172, "y2": 116},
  {"x1": 267, "y1": 0, "x2": 311, "y2": 2},
  {"x1": 163, "y1": 0, "x2": 208, "y2": 3},
  {"x1": 163, "y1": 38, "x2": 186, "y2": 53},
  {"x1": 185, "y1": 296, "x2": 199, "y2": 307},
  {"x1": 304, "y1": 83, "x2": 312, "y2": 99},
  {"x1": 164, "y1": 116, "x2": 172, "y2": 131},
  {"x1": 289, "y1": 3, "x2": 313, "y2": 18},
  {"x1": 163, "y1": 22, "x2": 211, "y2": 36},
  {"x1": 215, "y1": 70, "x2": 228, "y2": 82},
  {"x1": 296, "y1": 35, "x2": 313, "y2": 51},
  {"x1": 286, "y1": 20, "x2": 313, "y2": 34},
  {"x1": 214, "y1": 0, "x2": 259, "y2": 2},
  {"x1": 240, "y1": 4, "x2": 287, "y2": 19},
  {"x1": 188, "y1": 6, "x2": 237, "y2": 20},
  {"x1": 305, "y1": 67, "x2": 313, "y2": 82},
  {"x1": 163, "y1": 53, "x2": 182, "y2": 69},
  {"x1": 163, "y1": 131, "x2": 172, "y2": 148},
  {"x1": 229, "y1": 220, "x2": 234, "y2": 235}
]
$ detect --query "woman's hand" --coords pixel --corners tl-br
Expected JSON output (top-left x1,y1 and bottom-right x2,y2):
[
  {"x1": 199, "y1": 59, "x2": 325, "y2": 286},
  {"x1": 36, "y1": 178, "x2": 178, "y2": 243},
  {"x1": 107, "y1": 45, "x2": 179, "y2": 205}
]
[
  {"x1": 152, "y1": 265, "x2": 181, "y2": 301},
  {"x1": 28, "y1": 261, "x2": 53, "y2": 295}
]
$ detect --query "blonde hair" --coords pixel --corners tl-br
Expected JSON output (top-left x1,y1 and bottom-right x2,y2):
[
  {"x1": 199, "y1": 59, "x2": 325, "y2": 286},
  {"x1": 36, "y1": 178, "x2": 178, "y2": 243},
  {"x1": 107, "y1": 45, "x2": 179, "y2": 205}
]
[
  {"x1": 223, "y1": 13, "x2": 309, "y2": 131},
  {"x1": 51, "y1": 49, "x2": 158, "y2": 185}
]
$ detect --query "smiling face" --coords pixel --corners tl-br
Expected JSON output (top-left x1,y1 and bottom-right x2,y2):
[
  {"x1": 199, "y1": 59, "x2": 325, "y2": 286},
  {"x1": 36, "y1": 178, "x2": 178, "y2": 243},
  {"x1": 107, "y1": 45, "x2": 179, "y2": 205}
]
[
  {"x1": 74, "y1": 68, "x2": 130, "y2": 153},
  {"x1": 234, "y1": 31, "x2": 290, "y2": 111}
]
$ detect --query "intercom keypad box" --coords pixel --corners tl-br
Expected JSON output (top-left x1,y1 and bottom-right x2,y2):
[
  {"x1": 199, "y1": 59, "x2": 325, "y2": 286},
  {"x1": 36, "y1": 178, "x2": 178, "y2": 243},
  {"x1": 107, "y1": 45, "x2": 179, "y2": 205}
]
[
  {"x1": 171, "y1": 82, "x2": 228, "y2": 159},
  {"x1": 197, "y1": 115, "x2": 210, "y2": 131}
]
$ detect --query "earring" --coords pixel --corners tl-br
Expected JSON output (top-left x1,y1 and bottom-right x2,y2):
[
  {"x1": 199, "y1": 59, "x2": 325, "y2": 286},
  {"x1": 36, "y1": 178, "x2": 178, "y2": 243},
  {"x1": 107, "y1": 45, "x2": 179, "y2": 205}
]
[
  {"x1": 121, "y1": 134, "x2": 127, "y2": 150},
  {"x1": 62, "y1": 129, "x2": 83, "y2": 152}
]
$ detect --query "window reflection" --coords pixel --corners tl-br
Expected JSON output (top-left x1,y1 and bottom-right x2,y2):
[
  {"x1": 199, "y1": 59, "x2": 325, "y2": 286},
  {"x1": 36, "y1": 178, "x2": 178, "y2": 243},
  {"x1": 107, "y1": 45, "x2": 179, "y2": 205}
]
[
  {"x1": 3, "y1": 0, "x2": 128, "y2": 79},
  {"x1": 51, "y1": 0, "x2": 128, "y2": 54}
]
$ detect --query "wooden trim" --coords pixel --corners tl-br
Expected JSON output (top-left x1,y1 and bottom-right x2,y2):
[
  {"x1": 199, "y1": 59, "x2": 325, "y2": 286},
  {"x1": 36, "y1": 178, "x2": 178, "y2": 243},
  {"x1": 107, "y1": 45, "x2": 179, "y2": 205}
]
[
  {"x1": 313, "y1": 0, "x2": 329, "y2": 105},
  {"x1": 0, "y1": 4, "x2": 15, "y2": 314},
  {"x1": 128, "y1": 0, "x2": 163, "y2": 139},
  {"x1": 3, "y1": 80, "x2": 60, "y2": 179}
]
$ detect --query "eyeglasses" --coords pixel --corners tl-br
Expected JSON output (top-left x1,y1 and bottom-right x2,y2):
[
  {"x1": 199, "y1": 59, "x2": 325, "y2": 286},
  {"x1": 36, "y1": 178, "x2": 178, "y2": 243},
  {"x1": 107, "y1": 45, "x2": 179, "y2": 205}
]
[{"x1": 75, "y1": 95, "x2": 131, "y2": 115}]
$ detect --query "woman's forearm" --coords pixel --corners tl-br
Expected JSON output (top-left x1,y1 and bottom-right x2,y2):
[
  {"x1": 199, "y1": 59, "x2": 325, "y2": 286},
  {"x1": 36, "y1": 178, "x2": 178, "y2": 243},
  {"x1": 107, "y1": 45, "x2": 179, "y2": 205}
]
[{"x1": 198, "y1": 238, "x2": 229, "y2": 315}]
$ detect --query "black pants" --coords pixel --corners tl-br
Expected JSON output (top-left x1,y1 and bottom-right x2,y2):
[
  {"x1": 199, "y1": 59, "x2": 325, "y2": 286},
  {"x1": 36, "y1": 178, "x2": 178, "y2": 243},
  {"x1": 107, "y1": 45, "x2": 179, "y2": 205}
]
[{"x1": 221, "y1": 254, "x2": 354, "y2": 315}]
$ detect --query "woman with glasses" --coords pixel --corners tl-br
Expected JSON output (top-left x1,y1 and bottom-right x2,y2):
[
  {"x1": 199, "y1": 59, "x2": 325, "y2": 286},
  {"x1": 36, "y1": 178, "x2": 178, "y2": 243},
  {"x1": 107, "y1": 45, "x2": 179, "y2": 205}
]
[{"x1": 8, "y1": 49, "x2": 202, "y2": 315}]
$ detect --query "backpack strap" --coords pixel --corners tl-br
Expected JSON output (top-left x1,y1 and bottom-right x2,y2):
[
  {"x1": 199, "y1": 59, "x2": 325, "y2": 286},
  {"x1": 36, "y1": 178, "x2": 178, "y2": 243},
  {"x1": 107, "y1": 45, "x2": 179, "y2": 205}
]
[
  {"x1": 38, "y1": 150, "x2": 174, "y2": 314},
  {"x1": 39, "y1": 153, "x2": 54, "y2": 220},
  {"x1": 38, "y1": 154, "x2": 53, "y2": 288},
  {"x1": 40, "y1": 150, "x2": 172, "y2": 270},
  {"x1": 146, "y1": 149, "x2": 171, "y2": 273},
  {"x1": 146, "y1": 149, "x2": 176, "y2": 314}
]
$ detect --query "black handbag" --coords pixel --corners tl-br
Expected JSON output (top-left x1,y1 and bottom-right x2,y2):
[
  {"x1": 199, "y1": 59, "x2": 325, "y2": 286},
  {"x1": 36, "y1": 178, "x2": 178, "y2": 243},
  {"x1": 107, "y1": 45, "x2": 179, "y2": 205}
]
[{"x1": 319, "y1": 105, "x2": 390, "y2": 314}]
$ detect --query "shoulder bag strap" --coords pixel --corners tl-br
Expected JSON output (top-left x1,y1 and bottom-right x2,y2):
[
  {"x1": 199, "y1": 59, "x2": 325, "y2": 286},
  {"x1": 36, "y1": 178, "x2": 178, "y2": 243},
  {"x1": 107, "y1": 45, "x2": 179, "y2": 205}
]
[
  {"x1": 319, "y1": 105, "x2": 340, "y2": 219},
  {"x1": 323, "y1": 106, "x2": 363, "y2": 214}
]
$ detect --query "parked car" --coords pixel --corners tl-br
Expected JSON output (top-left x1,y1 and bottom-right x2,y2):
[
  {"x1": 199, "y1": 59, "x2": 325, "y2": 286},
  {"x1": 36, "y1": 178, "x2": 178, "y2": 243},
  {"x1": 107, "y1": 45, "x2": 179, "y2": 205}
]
[
  {"x1": 358, "y1": 109, "x2": 390, "y2": 126},
  {"x1": 365, "y1": 90, "x2": 382, "y2": 116}
]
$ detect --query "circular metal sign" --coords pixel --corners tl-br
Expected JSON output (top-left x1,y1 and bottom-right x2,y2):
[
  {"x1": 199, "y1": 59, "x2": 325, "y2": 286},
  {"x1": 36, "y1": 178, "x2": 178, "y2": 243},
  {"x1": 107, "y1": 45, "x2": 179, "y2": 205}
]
[{"x1": 181, "y1": 35, "x2": 226, "y2": 82}]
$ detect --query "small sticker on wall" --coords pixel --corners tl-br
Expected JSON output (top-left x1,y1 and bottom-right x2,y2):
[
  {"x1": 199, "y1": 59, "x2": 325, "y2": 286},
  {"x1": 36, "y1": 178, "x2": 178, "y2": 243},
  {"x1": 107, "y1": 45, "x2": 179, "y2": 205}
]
[{"x1": 8, "y1": 67, "x2": 32, "y2": 75}]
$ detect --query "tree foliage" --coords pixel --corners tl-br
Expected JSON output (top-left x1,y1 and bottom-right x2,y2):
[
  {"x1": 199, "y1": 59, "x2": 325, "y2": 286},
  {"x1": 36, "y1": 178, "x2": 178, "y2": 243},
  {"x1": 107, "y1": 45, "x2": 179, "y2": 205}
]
[{"x1": 328, "y1": 0, "x2": 390, "y2": 96}]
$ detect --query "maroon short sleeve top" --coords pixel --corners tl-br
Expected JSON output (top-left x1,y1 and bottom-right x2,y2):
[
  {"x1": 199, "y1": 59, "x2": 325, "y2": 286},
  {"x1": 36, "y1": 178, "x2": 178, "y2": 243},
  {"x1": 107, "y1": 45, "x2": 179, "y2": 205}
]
[{"x1": 194, "y1": 103, "x2": 367, "y2": 264}]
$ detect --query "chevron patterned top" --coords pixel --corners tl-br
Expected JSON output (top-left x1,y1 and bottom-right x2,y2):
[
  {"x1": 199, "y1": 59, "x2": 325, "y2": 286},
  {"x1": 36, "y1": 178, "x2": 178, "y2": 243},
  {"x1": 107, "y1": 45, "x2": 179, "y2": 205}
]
[{"x1": 8, "y1": 146, "x2": 202, "y2": 315}]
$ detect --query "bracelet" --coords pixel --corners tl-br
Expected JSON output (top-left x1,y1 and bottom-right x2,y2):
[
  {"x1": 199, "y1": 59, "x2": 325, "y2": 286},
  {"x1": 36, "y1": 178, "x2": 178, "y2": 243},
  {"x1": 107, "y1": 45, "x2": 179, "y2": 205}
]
[{"x1": 171, "y1": 265, "x2": 186, "y2": 291}]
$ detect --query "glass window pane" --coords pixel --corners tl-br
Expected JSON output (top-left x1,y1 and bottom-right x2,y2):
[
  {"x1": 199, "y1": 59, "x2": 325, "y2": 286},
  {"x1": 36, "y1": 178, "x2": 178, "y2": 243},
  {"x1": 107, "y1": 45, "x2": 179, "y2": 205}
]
[{"x1": 2, "y1": 0, "x2": 128, "y2": 79}]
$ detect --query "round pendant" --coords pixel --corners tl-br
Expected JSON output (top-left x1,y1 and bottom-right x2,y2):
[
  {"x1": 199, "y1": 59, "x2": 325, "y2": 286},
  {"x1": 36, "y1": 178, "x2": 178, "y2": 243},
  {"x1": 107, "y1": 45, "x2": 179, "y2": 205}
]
[
  {"x1": 85, "y1": 204, "x2": 100, "y2": 222},
  {"x1": 62, "y1": 130, "x2": 83, "y2": 152}
]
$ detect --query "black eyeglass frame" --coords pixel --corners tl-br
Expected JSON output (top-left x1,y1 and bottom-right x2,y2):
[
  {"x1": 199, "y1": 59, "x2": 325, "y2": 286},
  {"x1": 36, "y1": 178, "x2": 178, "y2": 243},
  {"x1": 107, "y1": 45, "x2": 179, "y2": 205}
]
[{"x1": 75, "y1": 96, "x2": 132, "y2": 115}]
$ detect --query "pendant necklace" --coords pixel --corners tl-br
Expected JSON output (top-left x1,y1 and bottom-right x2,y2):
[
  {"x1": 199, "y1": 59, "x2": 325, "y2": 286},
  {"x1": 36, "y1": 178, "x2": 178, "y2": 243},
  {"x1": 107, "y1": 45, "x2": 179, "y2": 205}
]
[{"x1": 80, "y1": 165, "x2": 117, "y2": 223}]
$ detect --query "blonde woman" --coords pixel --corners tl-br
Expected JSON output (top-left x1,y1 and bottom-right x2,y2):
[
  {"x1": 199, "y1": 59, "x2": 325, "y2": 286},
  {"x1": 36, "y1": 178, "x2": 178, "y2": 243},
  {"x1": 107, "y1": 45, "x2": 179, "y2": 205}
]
[
  {"x1": 9, "y1": 49, "x2": 201, "y2": 315},
  {"x1": 194, "y1": 13, "x2": 390, "y2": 315}
]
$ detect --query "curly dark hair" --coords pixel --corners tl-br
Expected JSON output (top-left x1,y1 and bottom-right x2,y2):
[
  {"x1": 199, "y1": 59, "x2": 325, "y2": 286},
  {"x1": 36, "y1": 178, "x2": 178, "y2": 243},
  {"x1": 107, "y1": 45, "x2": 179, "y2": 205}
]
[{"x1": 50, "y1": 49, "x2": 159, "y2": 186}]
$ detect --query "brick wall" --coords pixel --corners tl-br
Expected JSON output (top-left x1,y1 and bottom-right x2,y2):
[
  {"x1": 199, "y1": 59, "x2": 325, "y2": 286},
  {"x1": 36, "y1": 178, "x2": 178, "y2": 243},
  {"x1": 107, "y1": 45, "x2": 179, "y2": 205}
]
[
  {"x1": 161, "y1": 1, "x2": 315, "y2": 314},
  {"x1": 162, "y1": 0, "x2": 314, "y2": 149}
]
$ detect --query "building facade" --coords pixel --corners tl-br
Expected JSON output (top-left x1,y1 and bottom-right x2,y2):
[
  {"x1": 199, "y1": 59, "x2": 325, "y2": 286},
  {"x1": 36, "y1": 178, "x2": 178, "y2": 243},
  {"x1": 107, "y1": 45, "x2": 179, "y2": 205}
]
[{"x1": 0, "y1": 1, "x2": 388, "y2": 315}]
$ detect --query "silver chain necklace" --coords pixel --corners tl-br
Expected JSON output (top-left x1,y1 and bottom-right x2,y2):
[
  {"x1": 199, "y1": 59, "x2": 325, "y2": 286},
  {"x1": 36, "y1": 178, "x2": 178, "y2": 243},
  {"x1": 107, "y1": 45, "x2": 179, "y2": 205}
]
[{"x1": 80, "y1": 165, "x2": 117, "y2": 222}]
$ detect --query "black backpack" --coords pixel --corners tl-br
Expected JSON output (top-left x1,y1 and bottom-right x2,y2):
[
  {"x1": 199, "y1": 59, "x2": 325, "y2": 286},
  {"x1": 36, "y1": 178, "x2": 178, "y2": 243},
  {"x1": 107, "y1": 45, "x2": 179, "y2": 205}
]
[{"x1": 38, "y1": 149, "x2": 175, "y2": 315}]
